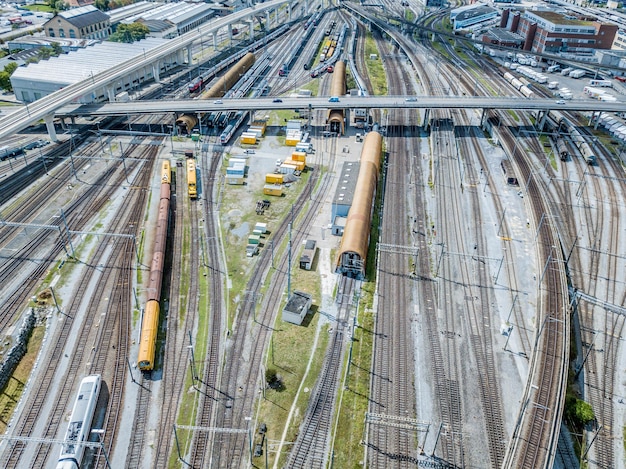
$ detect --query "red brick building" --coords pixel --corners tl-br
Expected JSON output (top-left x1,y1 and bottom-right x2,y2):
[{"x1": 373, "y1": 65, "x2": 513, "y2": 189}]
[{"x1": 509, "y1": 10, "x2": 617, "y2": 54}]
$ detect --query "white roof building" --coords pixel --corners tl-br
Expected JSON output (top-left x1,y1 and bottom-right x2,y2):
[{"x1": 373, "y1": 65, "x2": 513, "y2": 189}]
[{"x1": 10, "y1": 37, "x2": 173, "y2": 103}]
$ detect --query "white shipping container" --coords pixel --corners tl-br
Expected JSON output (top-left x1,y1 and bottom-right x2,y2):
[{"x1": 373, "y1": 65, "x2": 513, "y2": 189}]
[
  {"x1": 569, "y1": 69, "x2": 586, "y2": 78},
  {"x1": 548, "y1": 81, "x2": 559, "y2": 89}
]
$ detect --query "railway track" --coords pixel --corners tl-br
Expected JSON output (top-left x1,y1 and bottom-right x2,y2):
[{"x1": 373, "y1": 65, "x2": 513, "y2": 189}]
[
  {"x1": 1, "y1": 144, "x2": 153, "y2": 468},
  {"x1": 496, "y1": 119, "x2": 569, "y2": 469},
  {"x1": 191, "y1": 133, "x2": 332, "y2": 467},
  {"x1": 286, "y1": 276, "x2": 354, "y2": 468}
]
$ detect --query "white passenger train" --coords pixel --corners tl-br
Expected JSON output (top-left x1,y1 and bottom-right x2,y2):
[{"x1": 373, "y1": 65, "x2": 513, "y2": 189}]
[{"x1": 57, "y1": 374, "x2": 101, "y2": 469}]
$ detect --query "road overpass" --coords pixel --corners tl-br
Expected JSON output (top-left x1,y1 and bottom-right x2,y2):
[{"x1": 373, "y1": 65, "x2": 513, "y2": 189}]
[
  {"x1": 0, "y1": 0, "x2": 298, "y2": 142},
  {"x1": 58, "y1": 96, "x2": 624, "y2": 116}
]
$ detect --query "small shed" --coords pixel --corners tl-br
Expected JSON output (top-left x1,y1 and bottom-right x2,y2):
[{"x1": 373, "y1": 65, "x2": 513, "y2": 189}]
[
  {"x1": 248, "y1": 234, "x2": 261, "y2": 245},
  {"x1": 282, "y1": 290, "x2": 313, "y2": 325},
  {"x1": 299, "y1": 240, "x2": 317, "y2": 270},
  {"x1": 255, "y1": 222, "x2": 268, "y2": 233}
]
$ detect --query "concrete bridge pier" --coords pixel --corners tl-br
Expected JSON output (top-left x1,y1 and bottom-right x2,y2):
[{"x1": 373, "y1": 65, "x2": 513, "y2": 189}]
[{"x1": 44, "y1": 114, "x2": 58, "y2": 142}]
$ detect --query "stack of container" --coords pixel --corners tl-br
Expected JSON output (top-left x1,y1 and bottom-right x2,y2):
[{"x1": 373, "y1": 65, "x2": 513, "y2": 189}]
[
  {"x1": 240, "y1": 132, "x2": 257, "y2": 145},
  {"x1": 249, "y1": 121, "x2": 267, "y2": 136},
  {"x1": 282, "y1": 151, "x2": 306, "y2": 171},
  {"x1": 266, "y1": 173, "x2": 284, "y2": 184},
  {"x1": 226, "y1": 161, "x2": 246, "y2": 185},
  {"x1": 286, "y1": 129, "x2": 302, "y2": 146}
]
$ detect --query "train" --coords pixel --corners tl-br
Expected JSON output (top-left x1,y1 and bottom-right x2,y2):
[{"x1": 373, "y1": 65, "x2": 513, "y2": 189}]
[
  {"x1": 188, "y1": 77, "x2": 203, "y2": 94},
  {"x1": 187, "y1": 158, "x2": 197, "y2": 199},
  {"x1": 277, "y1": 16, "x2": 319, "y2": 77},
  {"x1": 0, "y1": 146, "x2": 25, "y2": 161},
  {"x1": 56, "y1": 374, "x2": 101, "y2": 469},
  {"x1": 535, "y1": 109, "x2": 597, "y2": 165},
  {"x1": 555, "y1": 138, "x2": 569, "y2": 161},
  {"x1": 502, "y1": 70, "x2": 535, "y2": 98},
  {"x1": 137, "y1": 161, "x2": 171, "y2": 371},
  {"x1": 219, "y1": 111, "x2": 248, "y2": 145}
]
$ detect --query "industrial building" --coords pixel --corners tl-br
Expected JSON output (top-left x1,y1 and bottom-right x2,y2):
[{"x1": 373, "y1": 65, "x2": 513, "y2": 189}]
[
  {"x1": 330, "y1": 161, "x2": 359, "y2": 236},
  {"x1": 44, "y1": 6, "x2": 111, "y2": 40},
  {"x1": 504, "y1": 9, "x2": 618, "y2": 55},
  {"x1": 118, "y1": 1, "x2": 218, "y2": 39},
  {"x1": 282, "y1": 291, "x2": 312, "y2": 325},
  {"x1": 10, "y1": 37, "x2": 174, "y2": 103},
  {"x1": 7, "y1": 36, "x2": 100, "y2": 54},
  {"x1": 450, "y1": 4, "x2": 499, "y2": 32}
]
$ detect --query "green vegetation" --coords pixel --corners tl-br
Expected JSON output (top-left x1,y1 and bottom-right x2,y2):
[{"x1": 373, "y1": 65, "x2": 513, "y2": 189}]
[
  {"x1": 364, "y1": 33, "x2": 388, "y2": 95},
  {"x1": 0, "y1": 62, "x2": 17, "y2": 92},
  {"x1": 405, "y1": 9, "x2": 415, "y2": 22},
  {"x1": 109, "y1": 23, "x2": 150, "y2": 43},
  {"x1": 0, "y1": 325, "x2": 44, "y2": 433},
  {"x1": 23, "y1": 42, "x2": 63, "y2": 65},
  {"x1": 255, "y1": 290, "x2": 328, "y2": 468},
  {"x1": 565, "y1": 395, "x2": 595, "y2": 427},
  {"x1": 46, "y1": 0, "x2": 68, "y2": 11},
  {"x1": 23, "y1": 4, "x2": 54, "y2": 12}
]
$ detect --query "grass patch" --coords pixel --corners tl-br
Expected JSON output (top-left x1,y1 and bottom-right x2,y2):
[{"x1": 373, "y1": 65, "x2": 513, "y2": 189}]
[
  {"x1": 22, "y1": 4, "x2": 54, "y2": 12},
  {"x1": 256, "y1": 310, "x2": 329, "y2": 467},
  {"x1": 0, "y1": 324, "x2": 45, "y2": 433},
  {"x1": 364, "y1": 33, "x2": 388, "y2": 96},
  {"x1": 169, "y1": 267, "x2": 210, "y2": 468},
  {"x1": 219, "y1": 163, "x2": 311, "y2": 328},
  {"x1": 333, "y1": 303, "x2": 374, "y2": 467}
]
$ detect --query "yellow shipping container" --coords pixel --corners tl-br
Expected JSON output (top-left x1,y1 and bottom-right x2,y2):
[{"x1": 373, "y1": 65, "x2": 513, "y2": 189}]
[
  {"x1": 266, "y1": 173, "x2": 284, "y2": 184},
  {"x1": 291, "y1": 151, "x2": 307, "y2": 162},
  {"x1": 285, "y1": 137, "x2": 299, "y2": 146},
  {"x1": 263, "y1": 184, "x2": 284, "y2": 196},
  {"x1": 284, "y1": 159, "x2": 306, "y2": 171},
  {"x1": 241, "y1": 135, "x2": 257, "y2": 145}
]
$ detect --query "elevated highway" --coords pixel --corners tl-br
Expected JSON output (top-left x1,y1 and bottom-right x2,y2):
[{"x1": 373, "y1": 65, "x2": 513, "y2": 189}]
[
  {"x1": 58, "y1": 96, "x2": 624, "y2": 115},
  {"x1": 0, "y1": 0, "x2": 297, "y2": 142}
]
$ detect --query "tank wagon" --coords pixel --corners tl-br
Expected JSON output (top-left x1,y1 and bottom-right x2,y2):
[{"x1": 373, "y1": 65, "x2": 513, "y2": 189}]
[
  {"x1": 335, "y1": 131, "x2": 382, "y2": 279},
  {"x1": 56, "y1": 374, "x2": 101, "y2": 469},
  {"x1": 187, "y1": 158, "x2": 197, "y2": 199},
  {"x1": 138, "y1": 161, "x2": 171, "y2": 371},
  {"x1": 555, "y1": 138, "x2": 568, "y2": 161},
  {"x1": 327, "y1": 60, "x2": 346, "y2": 134},
  {"x1": 176, "y1": 53, "x2": 256, "y2": 134}
]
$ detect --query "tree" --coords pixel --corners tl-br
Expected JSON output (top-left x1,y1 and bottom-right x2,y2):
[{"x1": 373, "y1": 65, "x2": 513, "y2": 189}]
[
  {"x1": 47, "y1": 0, "x2": 68, "y2": 11},
  {"x1": 0, "y1": 62, "x2": 18, "y2": 92},
  {"x1": 94, "y1": 0, "x2": 110, "y2": 11},
  {"x1": 108, "y1": 23, "x2": 150, "y2": 43},
  {"x1": 565, "y1": 396, "x2": 595, "y2": 427},
  {"x1": 50, "y1": 42, "x2": 63, "y2": 56}
]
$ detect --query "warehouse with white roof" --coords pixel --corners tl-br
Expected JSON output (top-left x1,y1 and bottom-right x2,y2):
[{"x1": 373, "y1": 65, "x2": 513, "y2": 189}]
[
  {"x1": 121, "y1": 1, "x2": 218, "y2": 38},
  {"x1": 10, "y1": 37, "x2": 178, "y2": 103}
]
